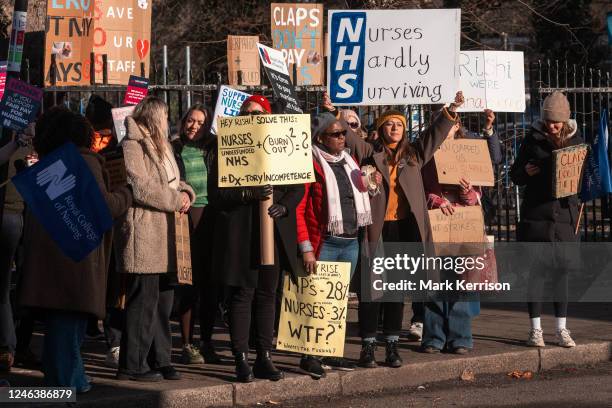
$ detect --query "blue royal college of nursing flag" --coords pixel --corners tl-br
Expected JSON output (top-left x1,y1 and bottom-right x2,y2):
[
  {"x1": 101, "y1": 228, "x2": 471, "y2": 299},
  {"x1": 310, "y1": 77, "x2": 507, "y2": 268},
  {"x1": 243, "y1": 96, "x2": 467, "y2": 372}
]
[
  {"x1": 12, "y1": 143, "x2": 113, "y2": 262},
  {"x1": 581, "y1": 109, "x2": 612, "y2": 201}
]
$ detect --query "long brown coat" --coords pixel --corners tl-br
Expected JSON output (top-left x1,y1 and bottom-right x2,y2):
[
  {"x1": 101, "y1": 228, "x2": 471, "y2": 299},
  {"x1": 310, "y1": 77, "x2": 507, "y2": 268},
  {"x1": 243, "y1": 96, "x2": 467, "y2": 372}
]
[
  {"x1": 345, "y1": 108, "x2": 457, "y2": 249},
  {"x1": 19, "y1": 150, "x2": 132, "y2": 318},
  {"x1": 114, "y1": 117, "x2": 195, "y2": 274}
]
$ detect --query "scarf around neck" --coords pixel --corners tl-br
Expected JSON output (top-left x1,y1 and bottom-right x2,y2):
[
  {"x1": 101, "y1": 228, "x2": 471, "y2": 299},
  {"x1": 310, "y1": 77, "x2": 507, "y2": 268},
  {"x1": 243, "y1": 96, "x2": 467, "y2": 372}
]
[{"x1": 312, "y1": 145, "x2": 372, "y2": 235}]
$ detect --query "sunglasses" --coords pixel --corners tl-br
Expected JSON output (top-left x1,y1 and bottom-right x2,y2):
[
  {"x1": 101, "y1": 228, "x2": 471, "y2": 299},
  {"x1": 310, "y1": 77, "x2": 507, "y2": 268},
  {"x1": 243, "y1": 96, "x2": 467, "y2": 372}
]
[
  {"x1": 347, "y1": 122, "x2": 360, "y2": 129},
  {"x1": 240, "y1": 110, "x2": 266, "y2": 116},
  {"x1": 324, "y1": 130, "x2": 347, "y2": 138}
]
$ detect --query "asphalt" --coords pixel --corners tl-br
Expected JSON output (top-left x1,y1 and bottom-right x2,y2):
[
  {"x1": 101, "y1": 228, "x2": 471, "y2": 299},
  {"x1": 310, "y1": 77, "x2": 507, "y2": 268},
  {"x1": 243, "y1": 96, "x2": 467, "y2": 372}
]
[{"x1": 1, "y1": 303, "x2": 611, "y2": 407}]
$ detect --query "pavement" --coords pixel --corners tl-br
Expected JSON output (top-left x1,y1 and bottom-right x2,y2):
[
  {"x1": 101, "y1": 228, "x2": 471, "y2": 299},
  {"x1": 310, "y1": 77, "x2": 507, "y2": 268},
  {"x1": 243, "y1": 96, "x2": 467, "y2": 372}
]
[{"x1": 1, "y1": 302, "x2": 611, "y2": 407}]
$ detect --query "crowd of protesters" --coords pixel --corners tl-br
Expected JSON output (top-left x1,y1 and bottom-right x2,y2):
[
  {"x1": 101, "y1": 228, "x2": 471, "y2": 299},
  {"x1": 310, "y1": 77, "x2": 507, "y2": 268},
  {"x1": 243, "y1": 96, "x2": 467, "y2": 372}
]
[{"x1": 0, "y1": 88, "x2": 579, "y2": 391}]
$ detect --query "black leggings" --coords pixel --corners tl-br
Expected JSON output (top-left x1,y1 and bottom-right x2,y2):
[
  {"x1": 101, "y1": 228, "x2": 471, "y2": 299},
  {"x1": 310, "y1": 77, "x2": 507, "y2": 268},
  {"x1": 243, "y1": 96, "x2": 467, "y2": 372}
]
[{"x1": 228, "y1": 264, "x2": 279, "y2": 353}]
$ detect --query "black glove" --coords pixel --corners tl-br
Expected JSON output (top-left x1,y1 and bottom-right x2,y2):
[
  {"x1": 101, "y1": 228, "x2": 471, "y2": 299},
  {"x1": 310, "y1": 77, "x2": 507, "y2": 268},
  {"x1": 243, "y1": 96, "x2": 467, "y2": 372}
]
[
  {"x1": 268, "y1": 204, "x2": 288, "y2": 218},
  {"x1": 242, "y1": 184, "x2": 273, "y2": 202}
]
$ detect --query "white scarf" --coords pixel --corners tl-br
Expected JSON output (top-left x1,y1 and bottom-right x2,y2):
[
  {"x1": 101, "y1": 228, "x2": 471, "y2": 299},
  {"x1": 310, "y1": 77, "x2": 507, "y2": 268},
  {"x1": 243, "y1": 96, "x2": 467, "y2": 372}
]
[{"x1": 312, "y1": 145, "x2": 372, "y2": 235}]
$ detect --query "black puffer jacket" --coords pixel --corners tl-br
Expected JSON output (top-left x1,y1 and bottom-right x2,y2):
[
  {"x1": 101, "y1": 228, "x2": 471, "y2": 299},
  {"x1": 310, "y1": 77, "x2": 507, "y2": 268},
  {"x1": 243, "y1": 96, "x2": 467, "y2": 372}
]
[{"x1": 510, "y1": 119, "x2": 583, "y2": 242}]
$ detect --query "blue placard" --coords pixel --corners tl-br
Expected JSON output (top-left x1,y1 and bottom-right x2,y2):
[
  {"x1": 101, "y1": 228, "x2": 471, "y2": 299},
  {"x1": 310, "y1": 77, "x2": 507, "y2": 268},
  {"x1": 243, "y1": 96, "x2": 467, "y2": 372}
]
[
  {"x1": 12, "y1": 143, "x2": 113, "y2": 262},
  {"x1": 329, "y1": 11, "x2": 366, "y2": 104}
]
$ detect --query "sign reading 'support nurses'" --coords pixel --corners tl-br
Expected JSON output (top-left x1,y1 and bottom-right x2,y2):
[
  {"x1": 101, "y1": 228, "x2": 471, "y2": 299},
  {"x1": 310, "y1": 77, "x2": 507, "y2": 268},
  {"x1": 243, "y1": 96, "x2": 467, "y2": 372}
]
[
  {"x1": 217, "y1": 114, "x2": 314, "y2": 187},
  {"x1": 277, "y1": 262, "x2": 351, "y2": 357},
  {"x1": 458, "y1": 51, "x2": 526, "y2": 112},
  {"x1": 327, "y1": 9, "x2": 460, "y2": 106}
]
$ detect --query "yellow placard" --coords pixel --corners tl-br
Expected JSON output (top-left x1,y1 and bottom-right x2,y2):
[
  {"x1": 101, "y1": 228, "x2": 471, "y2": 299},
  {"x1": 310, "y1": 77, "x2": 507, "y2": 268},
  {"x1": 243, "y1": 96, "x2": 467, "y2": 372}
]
[
  {"x1": 434, "y1": 138, "x2": 494, "y2": 186},
  {"x1": 277, "y1": 261, "x2": 351, "y2": 357},
  {"x1": 217, "y1": 114, "x2": 315, "y2": 187}
]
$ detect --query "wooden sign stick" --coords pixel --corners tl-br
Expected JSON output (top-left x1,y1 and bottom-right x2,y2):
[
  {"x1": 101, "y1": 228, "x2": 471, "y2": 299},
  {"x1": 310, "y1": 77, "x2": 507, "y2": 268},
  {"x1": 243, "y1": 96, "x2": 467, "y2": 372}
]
[
  {"x1": 260, "y1": 188, "x2": 275, "y2": 265},
  {"x1": 575, "y1": 203, "x2": 585, "y2": 235}
]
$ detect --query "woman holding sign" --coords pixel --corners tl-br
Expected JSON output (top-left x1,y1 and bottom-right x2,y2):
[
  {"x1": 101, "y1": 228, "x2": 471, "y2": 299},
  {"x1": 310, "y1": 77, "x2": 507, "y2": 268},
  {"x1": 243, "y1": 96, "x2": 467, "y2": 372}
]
[
  {"x1": 420, "y1": 108, "x2": 501, "y2": 355},
  {"x1": 208, "y1": 95, "x2": 304, "y2": 383},
  {"x1": 339, "y1": 94, "x2": 461, "y2": 368},
  {"x1": 171, "y1": 104, "x2": 222, "y2": 366},
  {"x1": 510, "y1": 92, "x2": 583, "y2": 349},
  {"x1": 19, "y1": 107, "x2": 133, "y2": 392},
  {"x1": 115, "y1": 97, "x2": 196, "y2": 382},
  {"x1": 295, "y1": 112, "x2": 379, "y2": 376}
]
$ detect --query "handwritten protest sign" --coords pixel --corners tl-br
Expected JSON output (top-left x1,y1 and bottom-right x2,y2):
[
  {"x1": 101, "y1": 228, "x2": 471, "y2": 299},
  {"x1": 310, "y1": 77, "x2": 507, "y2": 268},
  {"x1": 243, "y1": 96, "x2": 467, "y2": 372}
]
[
  {"x1": 277, "y1": 261, "x2": 351, "y2": 357},
  {"x1": 0, "y1": 78, "x2": 43, "y2": 132},
  {"x1": 227, "y1": 35, "x2": 260, "y2": 86},
  {"x1": 211, "y1": 86, "x2": 251, "y2": 135},
  {"x1": 458, "y1": 51, "x2": 526, "y2": 112},
  {"x1": 44, "y1": 0, "x2": 95, "y2": 86},
  {"x1": 428, "y1": 206, "x2": 486, "y2": 256},
  {"x1": 123, "y1": 75, "x2": 149, "y2": 105},
  {"x1": 44, "y1": 0, "x2": 152, "y2": 86},
  {"x1": 174, "y1": 213, "x2": 192, "y2": 285},
  {"x1": 111, "y1": 106, "x2": 135, "y2": 143},
  {"x1": 217, "y1": 113, "x2": 314, "y2": 187},
  {"x1": 0, "y1": 64, "x2": 7, "y2": 101},
  {"x1": 434, "y1": 138, "x2": 494, "y2": 186},
  {"x1": 257, "y1": 43, "x2": 303, "y2": 113},
  {"x1": 327, "y1": 9, "x2": 460, "y2": 106},
  {"x1": 271, "y1": 3, "x2": 324, "y2": 85},
  {"x1": 553, "y1": 144, "x2": 588, "y2": 198}
]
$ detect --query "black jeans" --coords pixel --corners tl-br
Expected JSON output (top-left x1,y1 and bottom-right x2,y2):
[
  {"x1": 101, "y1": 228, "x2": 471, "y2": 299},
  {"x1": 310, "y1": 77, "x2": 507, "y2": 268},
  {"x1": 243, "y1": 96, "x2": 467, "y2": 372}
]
[
  {"x1": 228, "y1": 264, "x2": 279, "y2": 354},
  {"x1": 0, "y1": 212, "x2": 23, "y2": 353},
  {"x1": 119, "y1": 274, "x2": 174, "y2": 374}
]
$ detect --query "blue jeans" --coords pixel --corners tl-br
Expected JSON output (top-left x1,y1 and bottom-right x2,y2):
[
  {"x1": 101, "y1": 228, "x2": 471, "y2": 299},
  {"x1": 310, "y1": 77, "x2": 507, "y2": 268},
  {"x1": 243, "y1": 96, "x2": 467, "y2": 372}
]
[
  {"x1": 0, "y1": 212, "x2": 23, "y2": 354},
  {"x1": 422, "y1": 301, "x2": 479, "y2": 350},
  {"x1": 43, "y1": 311, "x2": 89, "y2": 392},
  {"x1": 317, "y1": 236, "x2": 359, "y2": 280}
]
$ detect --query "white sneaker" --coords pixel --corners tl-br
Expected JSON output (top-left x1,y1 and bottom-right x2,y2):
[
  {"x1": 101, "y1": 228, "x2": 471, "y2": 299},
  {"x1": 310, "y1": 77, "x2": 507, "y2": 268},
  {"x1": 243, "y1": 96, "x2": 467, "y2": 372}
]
[
  {"x1": 556, "y1": 328, "x2": 576, "y2": 348},
  {"x1": 407, "y1": 322, "x2": 423, "y2": 341},
  {"x1": 526, "y1": 329, "x2": 545, "y2": 347},
  {"x1": 104, "y1": 346, "x2": 119, "y2": 368}
]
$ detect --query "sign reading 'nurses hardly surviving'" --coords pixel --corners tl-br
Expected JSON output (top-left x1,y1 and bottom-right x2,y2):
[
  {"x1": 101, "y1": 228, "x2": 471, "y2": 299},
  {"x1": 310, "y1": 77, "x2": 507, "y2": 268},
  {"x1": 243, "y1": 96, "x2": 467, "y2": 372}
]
[
  {"x1": 327, "y1": 9, "x2": 460, "y2": 106},
  {"x1": 458, "y1": 51, "x2": 526, "y2": 112}
]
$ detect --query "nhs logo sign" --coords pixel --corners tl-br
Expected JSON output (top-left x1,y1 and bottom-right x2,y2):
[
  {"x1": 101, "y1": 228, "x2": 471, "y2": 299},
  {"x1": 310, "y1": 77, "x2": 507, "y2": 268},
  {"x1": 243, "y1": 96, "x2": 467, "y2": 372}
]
[{"x1": 328, "y1": 12, "x2": 366, "y2": 104}]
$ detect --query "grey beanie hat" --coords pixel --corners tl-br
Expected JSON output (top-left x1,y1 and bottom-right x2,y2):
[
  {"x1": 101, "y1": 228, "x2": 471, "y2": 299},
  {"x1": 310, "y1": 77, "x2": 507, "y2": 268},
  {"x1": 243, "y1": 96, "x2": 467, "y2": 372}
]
[
  {"x1": 542, "y1": 91, "x2": 571, "y2": 122},
  {"x1": 311, "y1": 112, "x2": 338, "y2": 141}
]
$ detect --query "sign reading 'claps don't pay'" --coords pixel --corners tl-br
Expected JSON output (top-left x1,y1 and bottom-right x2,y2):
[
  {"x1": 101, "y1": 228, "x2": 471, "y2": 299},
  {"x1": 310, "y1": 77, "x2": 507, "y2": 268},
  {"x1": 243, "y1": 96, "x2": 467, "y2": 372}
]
[{"x1": 216, "y1": 114, "x2": 315, "y2": 187}]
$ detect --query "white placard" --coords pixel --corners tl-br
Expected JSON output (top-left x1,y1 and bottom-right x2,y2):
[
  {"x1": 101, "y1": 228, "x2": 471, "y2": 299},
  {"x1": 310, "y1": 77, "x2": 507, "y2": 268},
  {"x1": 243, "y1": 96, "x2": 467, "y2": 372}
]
[
  {"x1": 327, "y1": 9, "x2": 461, "y2": 106},
  {"x1": 457, "y1": 51, "x2": 526, "y2": 113},
  {"x1": 211, "y1": 85, "x2": 251, "y2": 135},
  {"x1": 257, "y1": 43, "x2": 290, "y2": 75}
]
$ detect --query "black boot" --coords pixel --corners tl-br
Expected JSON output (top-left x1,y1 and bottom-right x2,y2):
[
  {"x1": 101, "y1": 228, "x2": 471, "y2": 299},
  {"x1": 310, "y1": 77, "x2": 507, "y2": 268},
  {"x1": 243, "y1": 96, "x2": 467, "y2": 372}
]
[
  {"x1": 385, "y1": 340, "x2": 402, "y2": 368},
  {"x1": 234, "y1": 352, "x2": 253, "y2": 383},
  {"x1": 253, "y1": 350, "x2": 283, "y2": 381},
  {"x1": 358, "y1": 341, "x2": 378, "y2": 368}
]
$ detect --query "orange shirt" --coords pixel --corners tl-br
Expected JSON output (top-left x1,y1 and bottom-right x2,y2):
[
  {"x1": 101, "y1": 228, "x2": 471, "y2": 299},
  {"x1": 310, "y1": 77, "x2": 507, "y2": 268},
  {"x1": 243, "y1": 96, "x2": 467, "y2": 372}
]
[{"x1": 385, "y1": 162, "x2": 409, "y2": 221}]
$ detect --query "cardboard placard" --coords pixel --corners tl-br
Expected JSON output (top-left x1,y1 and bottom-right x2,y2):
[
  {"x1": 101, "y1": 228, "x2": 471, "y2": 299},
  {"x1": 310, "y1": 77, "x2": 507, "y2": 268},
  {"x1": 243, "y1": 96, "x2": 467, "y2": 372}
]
[
  {"x1": 458, "y1": 51, "x2": 526, "y2": 113},
  {"x1": 123, "y1": 75, "x2": 149, "y2": 105},
  {"x1": 434, "y1": 138, "x2": 494, "y2": 186},
  {"x1": 227, "y1": 35, "x2": 261, "y2": 86},
  {"x1": 111, "y1": 106, "x2": 135, "y2": 143},
  {"x1": 211, "y1": 86, "x2": 251, "y2": 135},
  {"x1": 327, "y1": 9, "x2": 460, "y2": 106},
  {"x1": 257, "y1": 43, "x2": 303, "y2": 114},
  {"x1": 428, "y1": 206, "x2": 486, "y2": 256},
  {"x1": 0, "y1": 78, "x2": 43, "y2": 132},
  {"x1": 103, "y1": 151, "x2": 127, "y2": 191},
  {"x1": 271, "y1": 3, "x2": 324, "y2": 85},
  {"x1": 44, "y1": 0, "x2": 152, "y2": 86},
  {"x1": 217, "y1": 114, "x2": 314, "y2": 187},
  {"x1": 277, "y1": 261, "x2": 351, "y2": 357},
  {"x1": 175, "y1": 212, "x2": 192, "y2": 285},
  {"x1": 553, "y1": 144, "x2": 588, "y2": 198}
]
